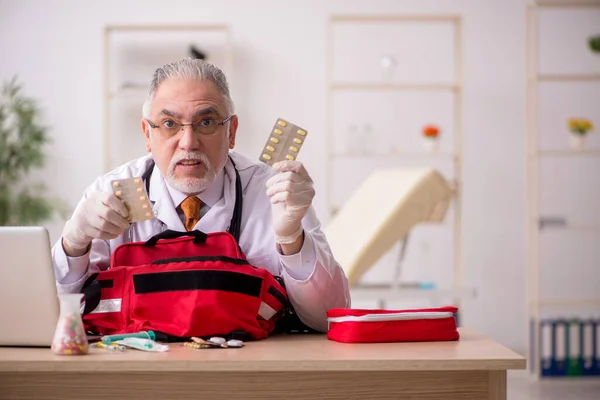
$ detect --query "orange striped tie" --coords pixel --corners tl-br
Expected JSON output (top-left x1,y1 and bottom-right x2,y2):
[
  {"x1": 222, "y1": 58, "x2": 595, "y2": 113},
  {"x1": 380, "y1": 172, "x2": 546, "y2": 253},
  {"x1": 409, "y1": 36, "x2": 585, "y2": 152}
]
[{"x1": 180, "y1": 196, "x2": 202, "y2": 231}]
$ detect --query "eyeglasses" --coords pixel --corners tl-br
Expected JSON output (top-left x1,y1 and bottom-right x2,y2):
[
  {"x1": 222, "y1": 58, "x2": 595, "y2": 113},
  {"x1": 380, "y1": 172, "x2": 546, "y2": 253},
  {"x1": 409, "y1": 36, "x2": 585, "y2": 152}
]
[{"x1": 145, "y1": 115, "x2": 234, "y2": 138}]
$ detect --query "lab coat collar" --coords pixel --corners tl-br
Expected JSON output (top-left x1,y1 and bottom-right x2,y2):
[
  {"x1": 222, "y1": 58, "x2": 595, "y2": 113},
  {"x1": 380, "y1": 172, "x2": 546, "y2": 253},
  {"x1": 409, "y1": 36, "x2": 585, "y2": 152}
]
[
  {"x1": 195, "y1": 158, "x2": 236, "y2": 233},
  {"x1": 147, "y1": 159, "x2": 236, "y2": 234},
  {"x1": 200, "y1": 168, "x2": 225, "y2": 207},
  {"x1": 148, "y1": 164, "x2": 186, "y2": 232}
]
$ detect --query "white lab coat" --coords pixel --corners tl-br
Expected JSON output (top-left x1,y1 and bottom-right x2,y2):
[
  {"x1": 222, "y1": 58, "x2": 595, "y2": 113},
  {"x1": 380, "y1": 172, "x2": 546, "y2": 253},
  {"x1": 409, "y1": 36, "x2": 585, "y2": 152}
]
[{"x1": 51, "y1": 151, "x2": 350, "y2": 332}]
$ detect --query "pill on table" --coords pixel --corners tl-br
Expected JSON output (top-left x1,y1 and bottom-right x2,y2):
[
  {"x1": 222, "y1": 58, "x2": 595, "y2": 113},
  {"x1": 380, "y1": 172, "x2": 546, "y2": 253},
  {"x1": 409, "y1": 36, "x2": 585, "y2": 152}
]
[{"x1": 209, "y1": 337, "x2": 226, "y2": 345}]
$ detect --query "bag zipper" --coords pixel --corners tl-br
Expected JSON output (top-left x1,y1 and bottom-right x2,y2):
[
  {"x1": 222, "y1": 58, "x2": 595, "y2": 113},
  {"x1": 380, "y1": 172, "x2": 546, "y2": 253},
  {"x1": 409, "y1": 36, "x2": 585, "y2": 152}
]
[
  {"x1": 327, "y1": 311, "x2": 454, "y2": 323},
  {"x1": 151, "y1": 255, "x2": 251, "y2": 266}
]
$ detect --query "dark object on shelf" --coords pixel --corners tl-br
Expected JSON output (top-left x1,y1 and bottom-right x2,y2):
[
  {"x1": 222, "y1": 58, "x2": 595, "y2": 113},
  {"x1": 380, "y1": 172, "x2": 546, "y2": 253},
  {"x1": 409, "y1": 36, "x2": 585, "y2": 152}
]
[
  {"x1": 538, "y1": 216, "x2": 567, "y2": 230},
  {"x1": 588, "y1": 35, "x2": 600, "y2": 54},
  {"x1": 189, "y1": 45, "x2": 207, "y2": 60}
]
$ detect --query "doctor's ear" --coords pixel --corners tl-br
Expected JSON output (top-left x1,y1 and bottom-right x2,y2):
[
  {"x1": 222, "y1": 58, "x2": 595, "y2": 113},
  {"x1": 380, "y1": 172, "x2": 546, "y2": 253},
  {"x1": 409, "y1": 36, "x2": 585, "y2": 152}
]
[
  {"x1": 228, "y1": 115, "x2": 238, "y2": 149},
  {"x1": 142, "y1": 118, "x2": 152, "y2": 152}
]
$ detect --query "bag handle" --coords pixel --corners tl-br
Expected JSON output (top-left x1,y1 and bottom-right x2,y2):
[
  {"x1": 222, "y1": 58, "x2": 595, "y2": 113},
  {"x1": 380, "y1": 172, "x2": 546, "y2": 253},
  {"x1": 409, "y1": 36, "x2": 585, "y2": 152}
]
[
  {"x1": 81, "y1": 273, "x2": 101, "y2": 316},
  {"x1": 144, "y1": 229, "x2": 208, "y2": 246}
]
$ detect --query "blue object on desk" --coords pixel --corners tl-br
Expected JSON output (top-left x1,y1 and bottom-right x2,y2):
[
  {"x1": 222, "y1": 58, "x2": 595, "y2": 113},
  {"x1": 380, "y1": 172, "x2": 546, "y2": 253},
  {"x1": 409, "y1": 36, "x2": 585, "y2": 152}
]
[
  {"x1": 101, "y1": 330, "x2": 156, "y2": 345},
  {"x1": 418, "y1": 282, "x2": 436, "y2": 290}
]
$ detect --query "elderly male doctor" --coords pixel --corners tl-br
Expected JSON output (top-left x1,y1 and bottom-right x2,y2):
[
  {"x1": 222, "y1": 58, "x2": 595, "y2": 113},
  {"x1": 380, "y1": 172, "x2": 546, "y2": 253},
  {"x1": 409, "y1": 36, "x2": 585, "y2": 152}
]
[{"x1": 51, "y1": 58, "x2": 350, "y2": 332}]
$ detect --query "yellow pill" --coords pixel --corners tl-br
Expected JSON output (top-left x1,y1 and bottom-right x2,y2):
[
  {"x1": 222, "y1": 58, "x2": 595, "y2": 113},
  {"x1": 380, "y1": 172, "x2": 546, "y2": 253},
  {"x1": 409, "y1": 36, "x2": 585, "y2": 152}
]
[
  {"x1": 112, "y1": 182, "x2": 120, "y2": 187},
  {"x1": 115, "y1": 191, "x2": 122, "y2": 197},
  {"x1": 266, "y1": 145, "x2": 275, "y2": 152},
  {"x1": 293, "y1": 138, "x2": 303, "y2": 144},
  {"x1": 273, "y1": 129, "x2": 283, "y2": 135},
  {"x1": 286, "y1": 155, "x2": 295, "y2": 160},
  {"x1": 277, "y1": 120, "x2": 287, "y2": 127},
  {"x1": 140, "y1": 196, "x2": 146, "y2": 200},
  {"x1": 263, "y1": 153, "x2": 272, "y2": 160},
  {"x1": 134, "y1": 178, "x2": 141, "y2": 184},
  {"x1": 289, "y1": 146, "x2": 298, "y2": 152},
  {"x1": 297, "y1": 129, "x2": 306, "y2": 136},
  {"x1": 146, "y1": 212, "x2": 152, "y2": 217},
  {"x1": 270, "y1": 137, "x2": 279, "y2": 144},
  {"x1": 142, "y1": 204, "x2": 148, "y2": 209},
  {"x1": 137, "y1": 187, "x2": 143, "y2": 192}
]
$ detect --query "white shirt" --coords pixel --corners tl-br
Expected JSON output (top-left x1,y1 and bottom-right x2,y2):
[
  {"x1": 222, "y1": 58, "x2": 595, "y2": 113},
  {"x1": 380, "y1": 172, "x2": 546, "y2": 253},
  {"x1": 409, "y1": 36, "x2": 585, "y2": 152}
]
[
  {"x1": 167, "y1": 168, "x2": 224, "y2": 221},
  {"x1": 51, "y1": 151, "x2": 351, "y2": 332}
]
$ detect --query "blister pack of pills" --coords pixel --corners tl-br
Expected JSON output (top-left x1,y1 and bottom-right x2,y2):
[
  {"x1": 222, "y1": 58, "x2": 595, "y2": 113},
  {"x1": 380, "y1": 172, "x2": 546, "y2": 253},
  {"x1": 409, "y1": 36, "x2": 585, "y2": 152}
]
[
  {"x1": 184, "y1": 336, "x2": 244, "y2": 349},
  {"x1": 259, "y1": 118, "x2": 307, "y2": 166},
  {"x1": 111, "y1": 178, "x2": 154, "y2": 223}
]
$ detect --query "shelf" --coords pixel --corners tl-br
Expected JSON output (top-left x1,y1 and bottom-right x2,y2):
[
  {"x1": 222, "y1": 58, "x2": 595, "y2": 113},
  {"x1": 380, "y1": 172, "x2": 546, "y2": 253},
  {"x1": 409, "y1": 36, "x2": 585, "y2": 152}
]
[
  {"x1": 535, "y1": 74, "x2": 600, "y2": 82},
  {"x1": 331, "y1": 151, "x2": 458, "y2": 159},
  {"x1": 524, "y1": 1, "x2": 600, "y2": 378},
  {"x1": 531, "y1": 299, "x2": 600, "y2": 307},
  {"x1": 331, "y1": 15, "x2": 460, "y2": 23},
  {"x1": 350, "y1": 284, "x2": 476, "y2": 302},
  {"x1": 106, "y1": 24, "x2": 229, "y2": 32},
  {"x1": 529, "y1": 150, "x2": 600, "y2": 157},
  {"x1": 536, "y1": 218, "x2": 600, "y2": 231},
  {"x1": 540, "y1": 225, "x2": 600, "y2": 232},
  {"x1": 534, "y1": 1, "x2": 600, "y2": 8},
  {"x1": 326, "y1": 14, "x2": 465, "y2": 320},
  {"x1": 330, "y1": 83, "x2": 459, "y2": 91}
]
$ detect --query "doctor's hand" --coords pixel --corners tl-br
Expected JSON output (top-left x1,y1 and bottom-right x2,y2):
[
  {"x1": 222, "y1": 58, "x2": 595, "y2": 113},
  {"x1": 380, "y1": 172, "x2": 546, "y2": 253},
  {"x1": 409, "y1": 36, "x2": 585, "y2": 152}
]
[
  {"x1": 62, "y1": 191, "x2": 130, "y2": 257},
  {"x1": 266, "y1": 161, "x2": 315, "y2": 246}
]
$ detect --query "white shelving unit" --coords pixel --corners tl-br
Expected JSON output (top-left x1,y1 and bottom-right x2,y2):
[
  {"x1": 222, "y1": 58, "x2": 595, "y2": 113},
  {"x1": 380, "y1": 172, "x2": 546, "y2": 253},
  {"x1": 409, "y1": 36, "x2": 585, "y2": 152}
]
[
  {"x1": 526, "y1": 0, "x2": 600, "y2": 379},
  {"x1": 103, "y1": 24, "x2": 233, "y2": 173},
  {"x1": 325, "y1": 15, "x2": 471, "y2": 313}
]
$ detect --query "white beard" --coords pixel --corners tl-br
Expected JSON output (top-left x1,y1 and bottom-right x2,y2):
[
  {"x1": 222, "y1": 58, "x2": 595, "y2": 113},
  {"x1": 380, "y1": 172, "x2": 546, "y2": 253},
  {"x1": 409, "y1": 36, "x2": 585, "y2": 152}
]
[{"x1": 166, "y1": 151, "x2": 216, "y2": 195}]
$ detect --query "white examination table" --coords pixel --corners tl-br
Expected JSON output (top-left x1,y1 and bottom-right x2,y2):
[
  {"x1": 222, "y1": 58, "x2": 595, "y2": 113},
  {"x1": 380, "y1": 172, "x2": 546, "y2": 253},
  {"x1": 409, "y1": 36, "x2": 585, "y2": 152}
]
[{"x1": 324, "y1": 168, "x2": 454, "y2": 291}]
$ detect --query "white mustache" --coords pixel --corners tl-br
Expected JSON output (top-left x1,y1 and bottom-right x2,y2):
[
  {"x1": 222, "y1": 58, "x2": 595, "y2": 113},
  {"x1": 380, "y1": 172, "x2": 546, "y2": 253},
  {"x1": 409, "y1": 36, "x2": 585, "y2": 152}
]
[
  {"x1": 170, "y1": 152, "x2": 210, "y2": 168},
  {"x1": 164, "y1": 151, "x2": 221, "y2": 195}
]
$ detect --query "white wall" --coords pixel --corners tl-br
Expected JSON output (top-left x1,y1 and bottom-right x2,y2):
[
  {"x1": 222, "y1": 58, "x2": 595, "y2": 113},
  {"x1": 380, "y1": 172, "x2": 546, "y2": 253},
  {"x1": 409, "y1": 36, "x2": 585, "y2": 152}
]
[{"x1": 1, "y1": 0, "x2": 564, "y2": 354}]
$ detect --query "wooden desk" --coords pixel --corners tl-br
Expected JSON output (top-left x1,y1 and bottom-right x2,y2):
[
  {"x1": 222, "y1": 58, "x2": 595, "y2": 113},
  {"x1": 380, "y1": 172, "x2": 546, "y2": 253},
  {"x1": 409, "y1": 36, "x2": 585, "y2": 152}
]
[{"x1": 0, "y1": 328, "x2": 525, "y2": 400}]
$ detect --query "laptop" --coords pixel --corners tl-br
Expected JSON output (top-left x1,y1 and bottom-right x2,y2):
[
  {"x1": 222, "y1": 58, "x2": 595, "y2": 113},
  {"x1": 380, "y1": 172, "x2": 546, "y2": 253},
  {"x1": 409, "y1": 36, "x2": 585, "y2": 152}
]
[{"x1": 0, "y1": 226, "x2": 60, "y2": 347}]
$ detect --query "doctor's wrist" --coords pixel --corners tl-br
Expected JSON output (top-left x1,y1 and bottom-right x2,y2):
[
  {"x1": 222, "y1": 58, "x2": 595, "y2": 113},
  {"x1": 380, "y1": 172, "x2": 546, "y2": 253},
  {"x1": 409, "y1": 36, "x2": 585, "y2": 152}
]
[
  {"x1": 274, "y1": 224, "x2": 303, "y2": 244},
  {"x1": 277, "y1": 230, "x2": 304, "y2": 256},
  {"x1": 62, "y1": 237, "x2": 91, "y2": 258}
]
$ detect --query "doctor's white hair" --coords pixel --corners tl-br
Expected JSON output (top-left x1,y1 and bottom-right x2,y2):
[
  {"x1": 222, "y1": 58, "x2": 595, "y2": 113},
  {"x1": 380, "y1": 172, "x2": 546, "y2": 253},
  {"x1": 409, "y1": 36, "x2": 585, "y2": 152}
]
[{"x1": 142, "y1": 58, "x2": 234, "y2": 118}]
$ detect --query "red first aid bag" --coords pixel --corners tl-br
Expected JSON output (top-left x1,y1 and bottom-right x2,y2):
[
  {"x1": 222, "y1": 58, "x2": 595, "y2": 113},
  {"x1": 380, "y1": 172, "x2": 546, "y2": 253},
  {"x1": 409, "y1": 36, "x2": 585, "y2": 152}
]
[
  {"x1": 81, "y1": 230, "x2": 289, "y2": 341},
  {"x1": 326, "y1": 306, "x2": 460, "y2": 343}
]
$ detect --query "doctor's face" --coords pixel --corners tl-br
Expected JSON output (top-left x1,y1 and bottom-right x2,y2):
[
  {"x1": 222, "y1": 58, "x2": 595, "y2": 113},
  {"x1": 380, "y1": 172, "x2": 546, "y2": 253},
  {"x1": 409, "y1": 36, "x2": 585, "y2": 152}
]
[{"x1": 142, "y1": 78, "x2": 238, "y2": 195}]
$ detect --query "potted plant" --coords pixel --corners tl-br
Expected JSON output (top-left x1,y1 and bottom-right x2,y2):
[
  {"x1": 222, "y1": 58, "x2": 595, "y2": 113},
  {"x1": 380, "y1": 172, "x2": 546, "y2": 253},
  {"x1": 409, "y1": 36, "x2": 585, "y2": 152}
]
[
  {"x1": 567, "y1": 118, "x2": 594, "y2": 151},
  {"x1": 422, "y1": 124, "x2": 440, "y2": 152},
  {"x1": 0, "y1": 77, "x2": 66, "y2": 225}
]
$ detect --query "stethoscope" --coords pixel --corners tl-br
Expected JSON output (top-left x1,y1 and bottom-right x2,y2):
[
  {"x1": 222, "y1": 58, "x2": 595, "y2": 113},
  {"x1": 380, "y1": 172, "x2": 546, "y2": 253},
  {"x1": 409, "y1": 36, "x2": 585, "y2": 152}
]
[{"x1": 123, "y1": 156, "x2": 243, "y2": 243}]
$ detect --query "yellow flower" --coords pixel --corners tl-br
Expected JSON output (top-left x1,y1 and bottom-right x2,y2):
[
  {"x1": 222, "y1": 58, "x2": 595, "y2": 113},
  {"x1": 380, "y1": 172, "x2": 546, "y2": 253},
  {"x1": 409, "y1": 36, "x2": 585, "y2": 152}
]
[
  {"x1": 569, "y1": 119, "x2": 579, "y2": 130},
  {"x1": 568, "y1": 118, "x2": 594, "y2": 134}
]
